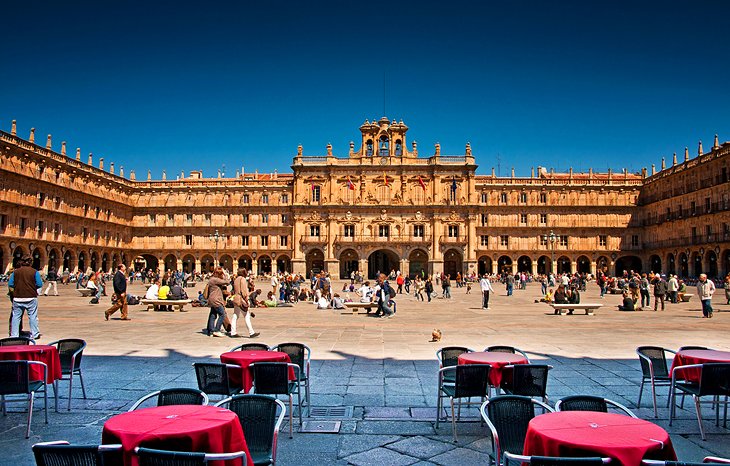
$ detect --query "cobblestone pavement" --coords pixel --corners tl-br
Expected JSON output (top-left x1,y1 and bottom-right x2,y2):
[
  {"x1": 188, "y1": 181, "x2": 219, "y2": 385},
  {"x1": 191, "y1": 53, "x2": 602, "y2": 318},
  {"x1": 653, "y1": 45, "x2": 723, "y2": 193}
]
[{"x1": 1, "y1": 280, "x2": 729, "y2": 465}]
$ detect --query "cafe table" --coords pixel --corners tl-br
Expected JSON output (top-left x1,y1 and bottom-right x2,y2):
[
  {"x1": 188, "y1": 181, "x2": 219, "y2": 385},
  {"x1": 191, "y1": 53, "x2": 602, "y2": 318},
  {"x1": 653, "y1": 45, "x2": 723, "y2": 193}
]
[
  {"x1": 457, "y1": 351, "x2": 529, "y2": 387},
  {"x1": 102, "y1": 404, "x2": 252, "y2": 466},
  {"x1": 220, "y1": 350, "x2": 292, "y2": 392},
  {"x1": 670, "y1": 349, "x2": 730, "y2": 383},
  {"x1": 0, "y1": 344, "x2": 62, "y2": 410},
  {"x1": 524, "y1": 411, "x2": 676, "y2": 466}
]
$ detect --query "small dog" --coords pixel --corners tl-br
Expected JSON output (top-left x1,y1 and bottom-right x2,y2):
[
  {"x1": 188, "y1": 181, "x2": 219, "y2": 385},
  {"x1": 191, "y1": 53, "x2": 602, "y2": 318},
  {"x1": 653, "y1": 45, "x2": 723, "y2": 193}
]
[{"x1": 431, "y1": 328, "x2": 442, "y2": 342}]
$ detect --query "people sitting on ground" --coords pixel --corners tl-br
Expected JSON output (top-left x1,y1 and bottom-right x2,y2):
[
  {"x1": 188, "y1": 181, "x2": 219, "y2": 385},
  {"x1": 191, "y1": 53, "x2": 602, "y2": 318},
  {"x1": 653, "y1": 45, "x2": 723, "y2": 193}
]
[
  {"x1": 341, "y1": 283, "x2": 349, "y2": 292},
  {"x1": 250, "y1": 289, "x2": 263, "y2": 308},
  {"x1": 298, "y1": 288, "x2": 311, "y2": 302},
  {"x1": 193, "y1": 290, "x2": 207, "y2": 307},
  {"x1": 316, "y1": 293, "x2": 330, "y2": 309},
  {"x1": 618, "y1": 291, "x2": 636, "y2": 311},
  {"x1": 262, "y1": 291, "x2": 294, "y2": 308},
  {"x1": 330, "y1": 293, "x2": 346, "y2": 309},
  {"x1": 536, "y1": 288, "x2": 554, "y2": 303}
]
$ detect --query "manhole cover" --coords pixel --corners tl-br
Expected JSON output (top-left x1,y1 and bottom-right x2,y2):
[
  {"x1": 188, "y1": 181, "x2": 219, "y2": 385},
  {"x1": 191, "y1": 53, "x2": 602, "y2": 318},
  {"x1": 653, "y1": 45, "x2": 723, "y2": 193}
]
[
  {"x1": 300, "y1": 420, "x2": 341, "y2": 433},
  {"x1": 308, "y1": 406, "x2": 353, "y2": 419}
]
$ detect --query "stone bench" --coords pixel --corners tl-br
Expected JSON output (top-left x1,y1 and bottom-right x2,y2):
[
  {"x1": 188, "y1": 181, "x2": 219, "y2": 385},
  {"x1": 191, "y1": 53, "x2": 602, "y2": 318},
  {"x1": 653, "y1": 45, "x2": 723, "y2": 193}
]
[
  {"x1": 140, "y1": 299, "x2": 192, "y2": 312},
  {"x1": 550, "y1": 303, "x2": 602, "y2": 316},
  {"x1": 680, "y1": 293, "x2": 694, "y2": 302},
  {"x1": 77, "y1": 289, "x2": 95, "y2": 297},
  {"x1": 344, "y1": 302, "x2": 376, "y2": 314}
]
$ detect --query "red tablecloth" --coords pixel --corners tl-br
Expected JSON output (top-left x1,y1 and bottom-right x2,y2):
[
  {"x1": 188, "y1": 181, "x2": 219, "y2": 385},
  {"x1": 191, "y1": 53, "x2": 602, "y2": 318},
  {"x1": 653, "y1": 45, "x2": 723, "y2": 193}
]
[
  {"x1": 220, "y1": 350, "x2": 292, "y2": 392},
  {"x1": 0, "y1": 344, "x2": 62, "y2": 383},
  {"x1": 102, "y1": 405, "x2": 252, "y2": 466},
  {"x1": 670, "y1": 349, "x2": 730, "y2": 383},
  {"x1": 458, "y1": 351, "x2": 528, "y2": 386},
  {"x1": 524, "y1": 411, "x2": 676, "y2": 466}
]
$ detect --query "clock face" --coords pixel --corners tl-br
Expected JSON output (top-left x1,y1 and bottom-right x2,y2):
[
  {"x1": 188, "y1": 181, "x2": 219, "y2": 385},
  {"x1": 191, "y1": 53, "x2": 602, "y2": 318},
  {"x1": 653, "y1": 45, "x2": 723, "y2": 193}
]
[{"x1": 380, "y1": 156, "x2": 388, "y2": 165}]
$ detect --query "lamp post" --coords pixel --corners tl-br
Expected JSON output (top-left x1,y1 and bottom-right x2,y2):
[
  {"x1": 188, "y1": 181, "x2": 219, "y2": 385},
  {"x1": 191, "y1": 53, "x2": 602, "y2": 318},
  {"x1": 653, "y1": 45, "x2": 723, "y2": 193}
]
[
  {"x1": 542, "y1": 230, "x2": 557, "y2": 275},
  {"x1": 209, "y1": 229, "x2": 221, "y2": 266}
]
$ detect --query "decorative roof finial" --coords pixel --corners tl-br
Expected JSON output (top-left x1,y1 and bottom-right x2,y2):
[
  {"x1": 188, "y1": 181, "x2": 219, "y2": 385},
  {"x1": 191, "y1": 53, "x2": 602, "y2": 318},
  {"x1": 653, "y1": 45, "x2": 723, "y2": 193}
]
[
  {"x1": 46, "y1": 134, "x2": 52, "y2": 149},
  {"x1": 511, "y1": 167, "x2": 515, "y2": 177},
  {"x1": 162, "y1": 170, "x2": 166, "y2": 180},
  {"x1": 465, "y1": 142, "x2": 472, "y2": 156},
  {"x1": 130, "y1": 170, "x2": 136, "y2": 181},
  {"x1": 684, "y1": 147, "x2": 689, "y2": 162},
  {"x1": 661, "y1": 157, "x2": 665, "y2": 170},
  {"x1": 434, "y1": 142, "x2": 441, "y2": 156},
  {"x1": 326, "y1": 143, "x2": 333, "y2": 156},
  {"x1": 672, "y1": 152, "x2": 677, "y2": 166},
  {"x1": 491, "y1": 167, "x2": 495, "y2": 177},
  {"x1": 120, "y1": 166, "x2": 124, "y2": 177},
  {"x1": 88, "y1": 152, "x2": 93, "y2": 165},
  {"x1": 297, "y1": 144, "x2": 303, "y2": 156},
  {"x1": 531, "y1": 167, "x2": 535, "y2": 178},
  {"x1": 109, "y1": 162, "x2": 114, "y2": 174},
  {"x1": 11, "y1": 120, "x2": 17, "y2": 135},
  {"x1": 147, "y1": 169, "x2": 151, "y2": 181},
  {"x1": 76, "y1": 148, "x2": 81, "y2": 160},
  {"x1": 99, "y1": 157, "x2": 104, "y2": 170},
  {"x1": 698, "y1": 140, "x2": 703, "y2": 156},
  {"x1": 29, "y1": 128, "x2": 35, "y2": 144},
  {"x1": 651, "y1": 164, "x2": 656, "y2": 175},
  {"x1": 61, "y1": 141, "x2": 66, "y2": 155},
  {"x1": 713, "y1": 134, "x2": 720, "y2": 149}
]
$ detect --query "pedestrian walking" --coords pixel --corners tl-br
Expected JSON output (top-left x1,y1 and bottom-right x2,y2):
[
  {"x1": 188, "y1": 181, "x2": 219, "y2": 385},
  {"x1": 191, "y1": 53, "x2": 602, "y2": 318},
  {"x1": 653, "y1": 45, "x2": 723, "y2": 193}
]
[
  {"x1": 8, "y1": 255, "x2": 43, "y2": 339},
  {"x1": 479, "y1": 274, "x2": 494, "y2": 309},
  {"x1": 105, "y1": 264, "x2": 131, "y2": 321},
  {"x1": 652, "y1": 275, "x2": 667, "y2": 311},
  {"x1": 697, "y1": 274, "x2": 716, "y2": 318},
  {"x1": 43, "y1": 268, "x2": 59, "y2": 296}
]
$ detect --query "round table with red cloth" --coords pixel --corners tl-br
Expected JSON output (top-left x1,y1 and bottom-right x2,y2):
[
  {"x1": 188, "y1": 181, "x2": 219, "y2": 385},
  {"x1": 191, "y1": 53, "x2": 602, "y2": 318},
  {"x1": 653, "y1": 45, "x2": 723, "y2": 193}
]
[
  {"x1": 0, "y1": 344, "x2": 62, "y2": 383},
  {"x1": 670, "y1": 349, "x2": 730, "y2": 383},
  {"x1": 220, "y1": 350, "x2": 292, "y2": 392},
  {"x1": 524, "y1": 411, "x2": 677, "y2": 466},
  {"x1": 102, "y1": 405, "x2": 252, "y2": 466},
  {"x1": 457, "y1": 351, "x2": 529, "y2": 387}
]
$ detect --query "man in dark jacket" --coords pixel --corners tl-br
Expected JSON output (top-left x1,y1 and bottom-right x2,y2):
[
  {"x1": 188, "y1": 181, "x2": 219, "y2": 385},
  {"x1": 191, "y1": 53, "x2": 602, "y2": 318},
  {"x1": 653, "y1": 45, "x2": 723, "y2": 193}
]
[
  {"x1": 43, "y1": 268, "x2": 59, "y2": 296},
  {"x1": 9, "y1": 255, "x2": 43, "y2": 338},
  {"x1": 105, "y1": 264, "x2": 130, "y2": 320},
  {"x1": 652, "y1": 275, "x2": 667, "y2": 311}
]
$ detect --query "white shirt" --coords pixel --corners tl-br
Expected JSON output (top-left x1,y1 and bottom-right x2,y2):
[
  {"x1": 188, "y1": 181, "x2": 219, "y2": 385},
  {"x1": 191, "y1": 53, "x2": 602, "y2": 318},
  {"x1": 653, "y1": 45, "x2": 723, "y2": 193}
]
[
  {"x1": 479, "y1": 278, "x2": 494, "y2": 292},
  {"x1": 145, "y1": 284, "x2": 160, "y2": 300},
  {"x1": 357, "y1": 285, "x2": 373, "y2": 303}
]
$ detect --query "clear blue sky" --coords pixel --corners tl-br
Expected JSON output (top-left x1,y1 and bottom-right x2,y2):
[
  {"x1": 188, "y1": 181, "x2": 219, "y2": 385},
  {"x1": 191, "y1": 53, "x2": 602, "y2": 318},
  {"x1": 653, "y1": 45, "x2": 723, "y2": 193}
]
[{"x1": 2, "y1": 1, "x2": 728, "y2": 177}]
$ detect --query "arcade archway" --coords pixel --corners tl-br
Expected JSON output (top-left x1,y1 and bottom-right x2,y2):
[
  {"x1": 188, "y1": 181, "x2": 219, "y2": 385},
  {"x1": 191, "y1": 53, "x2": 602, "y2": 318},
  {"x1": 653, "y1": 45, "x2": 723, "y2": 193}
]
[
  {"x1": 139, "y1": 254, "x2": 158, "y2": 272},
  {"x1": 200, "y1": 255, "x2": 215, "y2": 273},
  {"x1": 478, "y1": 256, "x2": 493, "y2": 275},
  {"x1": 305, "y1": 249, "x2": 325, "y2": 278},
  {"x1": 182, "y1": 254, "x2": 196, "y2": 274},
  {"x1": 576, "y1": 255, "x2": 591, "y2": 274},
  {"x1": 517, "y1": 255, "x2": 532, "y2": 273},
  {"x1": 537, "y1": 255, "x2": 551, "y2": 275},
  {"x1": 12, "y1": 246, "x2": 25, "y2": 268},
  {"x1": 596, "y1": 256, "x2": 610, "y2": 275},
  {"x1": 219, "y1": 254, "x2": 233, "y2": 272},
  {"x1": 101, "y1": 253, "x2": 109, "y2": 273},
  {"x1": 497, "y1": 255, "x2": 513, "y2": 274},
  {"x1": 63, "y1": 250, "x2": 75, "y2": 272},
  {"x1": 678, "y1": 252, "x2": 689, "y2": 276},
  {"x1": 722, "y1": 249, "x2": 730, "y2": 278},
  {"x1": 556, "y1": 255, "x2": 572, "y2": 274},
  {"x1": 368, "y1": 249, "x2": 399, "y2": 279},
  {"x1": 649, "y1": 255, "x2": 662, "y2": 274},
  {"x1": 164, "y1": 254, "x2": 178, "y2": 272},
  {"x1": 31, "y1": 247, "x2": 43, "y2": 270},
  {"x1": 707, "y1": 250, "x2": 718, "y2": 278},
  {"x1": 691, "y1": 252, "x2": 702, "y2": 277},
  {"x1": 615, "y1": 255, "x2": 642, "y2": 276},
  {"x1": 90, "y1": 252, "x2": 99, "y2": 272},
  {"x1": 78, "y1": 252, "x2": 87, "y2": 272},
  {"x1": 237, "y1": 255, "x2": 252, "y2": 272},
  {"x1": 409, "y1": 249, "x2": 428, "y2": 277},
  {"x1": 257, "y1": 255, "x2": 272, "y2": 275},
  {"x1": 275, "y1": 255, "x2": 291, "y2": 273},
  {"x1": 48, "y1": 249, "x2": 60, "y2": 273},
  {"x1": 339, "y1": 249, "x2": 359, "y2": 279},
  {"x1": 666, "y1": 253, "x2": 676, "y2": 275}
]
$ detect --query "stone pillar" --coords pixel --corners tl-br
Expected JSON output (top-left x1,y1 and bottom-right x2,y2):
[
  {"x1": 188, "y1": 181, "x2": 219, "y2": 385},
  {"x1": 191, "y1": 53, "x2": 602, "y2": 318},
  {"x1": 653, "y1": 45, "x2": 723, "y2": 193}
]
[
  {"x1": 251, "y1": 257, "x2": 259, "y2": 277},
  {"x1": 360, "y1": 258, "x2": 369, "y2": 279},
  {"x1": 401, "y1": 258, "x2": 410, "y2": 276},
  {"x1": 590, "y1": 261, "x2": 597, "y2": 276},
  {"x1": 571, "y1": 260, "x2": 577, "y2": 274},
  {"x1": 429, "y1": 260, "x2": 442, "y2": 277},
  {"x1": 177, "y1": 256, "x2": 183, "y2": 272},
  {"x1": 531, "y1": 260, "x2": 538, "y2": 276},
  {"x1": 325, "y1": 259, "x2": 339, "y2": 279},
  {"x1": 491, "y1": 260, "x2": 498, "y2": 275},
  {"x1": 195, "y1": 258, "x2": 201, "y2": 275},
  {"x1": 292, "y1": 259, "x2": 306, "y2": 276}
]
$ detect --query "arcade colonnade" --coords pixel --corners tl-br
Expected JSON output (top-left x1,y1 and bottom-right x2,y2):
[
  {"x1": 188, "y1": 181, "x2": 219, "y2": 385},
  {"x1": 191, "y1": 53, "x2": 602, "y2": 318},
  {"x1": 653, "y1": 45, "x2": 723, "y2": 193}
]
[{"x1": 0, "y1": 241, "x2": 126, "y2": 275}]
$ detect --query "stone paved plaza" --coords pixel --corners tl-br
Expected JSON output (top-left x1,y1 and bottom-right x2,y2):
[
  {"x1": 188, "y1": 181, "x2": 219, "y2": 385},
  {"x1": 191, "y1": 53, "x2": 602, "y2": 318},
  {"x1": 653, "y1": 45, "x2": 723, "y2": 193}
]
[{"x1": 1, "y1": 280, "x2": 729, "y2": 465}]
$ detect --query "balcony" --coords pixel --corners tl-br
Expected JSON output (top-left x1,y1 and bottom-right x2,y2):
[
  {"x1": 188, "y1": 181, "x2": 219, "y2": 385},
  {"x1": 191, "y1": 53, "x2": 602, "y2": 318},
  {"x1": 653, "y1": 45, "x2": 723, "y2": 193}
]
[
  {"x1": 643, "y1": 232, "x2": 730, "y2": 250},
  {"x1": 300, "y1": 235, "x2": 327, "y2": 245},
  {"x1": 439, "y1": 235, "x2": 468, "y2": 245},
  {"x1": 334, "y1": 235, "x2": 431, "y2": 244}
]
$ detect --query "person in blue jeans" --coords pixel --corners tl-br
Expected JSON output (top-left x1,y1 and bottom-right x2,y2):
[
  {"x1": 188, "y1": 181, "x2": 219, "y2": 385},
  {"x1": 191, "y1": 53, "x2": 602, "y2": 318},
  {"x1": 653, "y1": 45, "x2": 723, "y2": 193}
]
[
  {"x1": 375, "y1": 274, "x2": 394, "y2": 319},
  {"x1": 8, "y1": 255, "x2": 43, "y2": 339},
  {"x1": 205, "y1": 267, "x2": 230, "y2": 336}
]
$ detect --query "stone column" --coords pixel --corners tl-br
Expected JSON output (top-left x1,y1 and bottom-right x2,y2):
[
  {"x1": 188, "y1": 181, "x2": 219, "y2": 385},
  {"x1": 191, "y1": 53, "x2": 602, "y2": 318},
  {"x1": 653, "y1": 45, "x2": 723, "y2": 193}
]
[
  {"x1": 195, "y1": 258, "x2": 201, "y2": 275},
  {"x1": 590, "y1": 261, "x2": 597, "y2": 276},
  {"x1": 491, "y1": 260, "x2": 498, "y2": 275},
  {"x1": 571, "y1": 260, "x2": 577, "y2": 275},
  {"x1": 292, "y1": 259, "x2": 306, "y2": 276},
  {"x1": 531, "y1": 260, "x2": 538, "y2": 276},
  {"x1": 360, "y1": 258, "x2": 369, "y2": 279},
  {"x1": 401, "y1": 257, "x2": 410, "y2": 276}
]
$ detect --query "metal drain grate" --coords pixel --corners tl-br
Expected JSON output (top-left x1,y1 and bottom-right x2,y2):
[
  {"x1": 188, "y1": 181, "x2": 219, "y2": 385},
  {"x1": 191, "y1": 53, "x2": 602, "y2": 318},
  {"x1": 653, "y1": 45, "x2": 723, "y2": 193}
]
[
  {"x1": 300, "y1": 420, "x2": 341, "y2": 433},
  {"x1": 308, "y1": 406, "x2": 353, "y2": 419}
]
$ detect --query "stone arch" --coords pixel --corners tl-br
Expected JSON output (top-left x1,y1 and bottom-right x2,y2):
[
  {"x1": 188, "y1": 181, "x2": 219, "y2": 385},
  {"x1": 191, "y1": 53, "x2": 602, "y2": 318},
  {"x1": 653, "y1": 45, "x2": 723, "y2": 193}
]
[
  {"x1": 200, "y1": 255, "x2": 215, "y2": 273},
  {"x1": 678, "y1": 252, "x2": 689, "y2": 277},
  {"x1": 48, "y1": 248, "x2": 60, "y2": 273},
  {"x1": 219, "y1": 254, "x2": 234, "y2": 272},
  {"x1": 516, "y1": 255, "x2": 532, "y2": 273},
  {"x1": 576, "y1": 255, "x2": 591, "y2": 274},
  {"x1": 556, "y1": 255, "x2": 572, "y2": 274},
  {"x1": 112, "y1": 253, "x2": 120, "y2": 268},
  {"x1": 63, "y1": 249, "x2": 76, "y2": 272},
  {"x1": 339, "y1": 248, "x2": 359, "y2": 279},
  {"x1": 305, "y1": 249, "x2": 325, "y2": 278},
  {"x1": 237, "y1": 255, "x2": 252, "y2": 272},
  {"x1": 615, "y1": 255, "x2": 642, "y2": 276},
  {"x1": 257, "y1": 255, "x2": 272, "y2": 275},
  {"x1": 537, "y1": 255, "x2": 551, "y2": 275},
  {"x1": 706, "y1": 250, "x2": 719, "y2": 279},
  {"x1": 649, "y1": 254, "x2": 662, "y2": 274},
  {"x1": 666, "y1": 253, "x2": 676, "y2": 275},
  {"x1": 139, "y1": 254, "x2": 158, "y2": 272},
  {"x1": 182, "y1": 254, "x2": 196, "y2": 274},
  {"x1": 77, "y1": 251, "x2": 87, "y2": 272},
  {"x1": 101, "y1": 252, "x2": 109, "y2": 273},
  {"x1": 722, "y1": 249, "x2": 730, "y2": 278},
  {"x1": 596, "y1": 256, "x2": 610, "y2": 275},
  {"x1": 368, "y1": 248, "x2": 400, "y2": 279},
  {"x1": 478, "y1": 255, "x2": 493, "y2": 275},
  {"x1": 691, "y1": 251, "x2": 702, "y2": 277},
  {"x1": 408, "y1": 249, "x2": 428, "y2": 277},
  {"x1": 497, "y1": 255, "x2": 513, "y2": 274},
  {"x1": 0, "y1": 245, "x2": 5, "y2": 274},
  {"x1": 275, "y1": 254, "x2": 291, "y2": 273},
  {"x1": 12, "y1": 246, "x2": 25, "y2": 269},
  {"x1": 90, "y1": 251, "x2": 99, "y2": 272},
  {"x1": 163, "y1": 254, "x2": 178, "y2": 272},
  {"x1": 31, "y1": 247, "x2": 44, "y2": 271}
]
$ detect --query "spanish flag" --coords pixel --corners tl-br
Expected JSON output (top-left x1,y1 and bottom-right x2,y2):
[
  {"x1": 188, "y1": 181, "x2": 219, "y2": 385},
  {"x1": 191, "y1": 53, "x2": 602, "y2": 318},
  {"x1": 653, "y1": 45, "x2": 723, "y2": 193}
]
[
  {"x1": 384, "y1": 172, "x2": 389, "y2": 186},
  {"x1": 347, "y1": 176, "x2": 355, "y2": 190},
  {"x1": 418, "y1": 176, "x2": 426, "y2": 190}
]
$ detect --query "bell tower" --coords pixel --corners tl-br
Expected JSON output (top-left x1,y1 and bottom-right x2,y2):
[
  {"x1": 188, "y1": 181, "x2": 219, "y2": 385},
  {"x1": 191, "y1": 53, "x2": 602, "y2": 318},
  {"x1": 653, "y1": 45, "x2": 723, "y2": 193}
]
[{"x1": 354, "y1": 117, "x2": 411, "y2": 158}]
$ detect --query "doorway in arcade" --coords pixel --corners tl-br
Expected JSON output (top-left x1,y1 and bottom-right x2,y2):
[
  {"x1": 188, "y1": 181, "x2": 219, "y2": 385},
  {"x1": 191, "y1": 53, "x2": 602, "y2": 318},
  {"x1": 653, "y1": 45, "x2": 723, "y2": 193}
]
[{"x1": 368, "y1": 249, "x2": 399, "y2": 279}]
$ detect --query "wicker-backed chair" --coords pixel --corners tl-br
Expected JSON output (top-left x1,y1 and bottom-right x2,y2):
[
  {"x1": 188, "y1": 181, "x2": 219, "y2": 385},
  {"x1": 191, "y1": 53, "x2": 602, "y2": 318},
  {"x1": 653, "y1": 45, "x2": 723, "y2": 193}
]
[
  {"x1": 230, "y1": 343, "x2": 271, "y2": 352},
  {"x1": 0, "y1": 360, "x2": 48, "y2": 438},
  {"x1": 216, "y1": 394, "x2": 286, "y2": 466},
  {"x1": 271, "y1": 343, "x2": 311, "y2": 414},
  {"x1": 436, "y1": 364, "x2": 491, "y2": 442},
  {"x1": 481, "y1": 395, "x2": 554, "y2": 466},
  {"x1": 47, "y1": 338, "x2": 87, "y2": 411},
  {"x1": 134, "y1": 447, "x2": 246, "y2": 466},
  {"x1": 669, "y1": 363, "x2": 730, "y2": 440},
  {"x1": 636, "y1": 346, "x2": 675, "y2": 417},
  {"x1": 500, "y1": 364, "x2": 552, "y2": 404},
  {"x1": 485, "y1": 346, "x2": 530, "y2": 361},
  {"x1": 555, "y1": 395, "x2": 637, "y2": 417},
  {"x1": 0, "y1": 336, "x2": 35, "y2": 346},
  {"x1": 504, "y1": 452, "x2": 611, "y2": 466},
  {"x1": 436, "y1": 346, "x2": 474, "y2": 384},
  {"x1": 250, "y1": 362, "x2": 301, "y2": 439},
  {"x1": 192, "y1": 363, "x2": 240, "y2": 399},
  {"x1": 32, "y1": 441, "x2": 122, "y2": 466},
  {"x1": 129, "y1": 388, "x2": 209, "y2": 411}
]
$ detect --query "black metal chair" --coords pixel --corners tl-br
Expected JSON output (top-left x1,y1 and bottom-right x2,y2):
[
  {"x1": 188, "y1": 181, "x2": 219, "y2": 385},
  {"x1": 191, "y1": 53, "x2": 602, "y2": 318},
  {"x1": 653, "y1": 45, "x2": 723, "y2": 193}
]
[
  {"x1": 216, "y1": 394, "x2": 286, "y2": 466},
  {"x1": 669, "y1": 363, "x2": 730, "y2": 440},
  {"x1": 481, "y1": 395, "x2": 554, "y2": 466},
  {"x1": 48, "y1": 338, "x2": 87, "y2": 411},
  {"x1": 636, "y1": 346, "x2": 675, "y2": 417},
  {"x1": 485, "y1": 345, "x2": 530, "y2": 361},
  {"x1": 436, "y1": 346, "x2": 474, "y2": 384},
  {"x1": 642, "y1": 458, "x2": 730, "y2": 465},
  {"x1": 0, "y1": 336, "x2": 35, "y2": 346},
  {"x1": 504, "y1": 452, "x2": 611, "y2": 466},
  {"x1": 32, "y1": 441, "x2": 122, "y2": 466},
  {"x1": 231, "y1": 343, "x2": 271, "y2": 352},
  {"x1": 134, "y1": 447, "x2": 246, "y2": 466},
  {"x1": 250, "y1": 362, "x2": 301, "y2": 439},
  {"x1": 192, "y1": 362, "x2": 240, "y2": 400},
  {"x1": 0, "y1": 360, "x2": 48, "y2": 438},
  {"x1": 555, "y1": 395, "x2": 638, "y2": 417},
  {"x1": 500, "y1": 364, "x2": 552, "y2": 404},
  {"x1": 271, "y1": 342, "x2": 311, "y2": 414},
  {"x1": 129, "y1": 388, "x2": 209, "y2": 411},
  {"x1": 436, "y1": 364, "x2": 491, "y2": 442}
]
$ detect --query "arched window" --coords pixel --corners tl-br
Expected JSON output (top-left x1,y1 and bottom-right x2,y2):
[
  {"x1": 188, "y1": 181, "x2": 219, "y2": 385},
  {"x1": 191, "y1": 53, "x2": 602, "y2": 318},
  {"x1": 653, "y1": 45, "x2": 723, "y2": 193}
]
[
  {"x1": 366, "y1": 139, "x2": 374, "y2": 156},
  {"x1": 395, "y1": 139, "x2": 402, "y2": 156},
  {"x1": 379, "y1": 135, "x2": 389, "y2": 156}
]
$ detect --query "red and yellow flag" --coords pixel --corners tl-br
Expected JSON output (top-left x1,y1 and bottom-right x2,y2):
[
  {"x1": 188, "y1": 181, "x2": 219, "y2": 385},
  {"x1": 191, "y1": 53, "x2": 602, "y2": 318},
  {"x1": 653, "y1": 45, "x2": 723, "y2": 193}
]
[
  {"x1": 384, "y1": 172, "x2": 389, "y2": 186},
  {"x1": 418, "y1": 176, "x2": 426, "y2": 190}
]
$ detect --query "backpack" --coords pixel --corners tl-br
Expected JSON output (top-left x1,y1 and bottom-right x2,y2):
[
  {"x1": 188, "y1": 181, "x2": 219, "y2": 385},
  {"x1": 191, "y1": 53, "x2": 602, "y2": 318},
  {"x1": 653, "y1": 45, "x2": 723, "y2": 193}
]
[
  {"x1": 388, "y1": 286, "x2": 396, "y2": 299},
  {"x1": 89, "y1": 297, "x2": 99, "y2": 304},
  {"x1": 202, "y1": 284, "x2": 210, "y2": 300}
]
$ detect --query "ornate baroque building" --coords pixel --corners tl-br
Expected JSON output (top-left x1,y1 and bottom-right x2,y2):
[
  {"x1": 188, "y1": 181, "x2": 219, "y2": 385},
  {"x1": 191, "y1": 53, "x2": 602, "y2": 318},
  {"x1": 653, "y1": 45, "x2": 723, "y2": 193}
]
[{"x1": 1, "y1": 118, "x2": 729, "y2": 279}]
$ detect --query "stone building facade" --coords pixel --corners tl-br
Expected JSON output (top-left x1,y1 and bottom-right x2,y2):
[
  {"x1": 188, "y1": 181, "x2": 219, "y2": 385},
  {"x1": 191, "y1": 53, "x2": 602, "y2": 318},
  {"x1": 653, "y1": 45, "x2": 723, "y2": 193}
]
[{"x1": 1, "y1": 118, "x2": 728, "y2": 280}]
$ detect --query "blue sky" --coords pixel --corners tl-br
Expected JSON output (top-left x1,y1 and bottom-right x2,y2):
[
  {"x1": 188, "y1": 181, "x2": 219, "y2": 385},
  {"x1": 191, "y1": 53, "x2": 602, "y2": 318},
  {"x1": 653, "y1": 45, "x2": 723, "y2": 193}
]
[{"x1": 2, "y1": 1, "x2": 728, "y2": 177}]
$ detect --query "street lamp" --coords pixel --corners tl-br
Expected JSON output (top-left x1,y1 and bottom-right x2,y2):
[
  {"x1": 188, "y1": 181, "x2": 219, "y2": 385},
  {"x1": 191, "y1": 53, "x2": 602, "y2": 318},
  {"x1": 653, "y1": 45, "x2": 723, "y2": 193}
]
[
  {"x1": 542, "y1": 230, "x2": 557, "y2": 275},
  {"x1": 209, "y1": 229, "x2": 221, "y2": 265}
]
